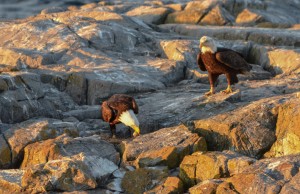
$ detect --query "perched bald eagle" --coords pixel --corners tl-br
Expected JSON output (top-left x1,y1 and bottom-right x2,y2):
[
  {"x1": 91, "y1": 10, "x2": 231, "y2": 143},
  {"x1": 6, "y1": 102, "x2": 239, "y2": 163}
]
[
  {"x1": 197, "y1": 36, "x2": 252, "y2": 96},
  {"x1": 101, "y1": 94, "x2": 140, "y2": 138}
]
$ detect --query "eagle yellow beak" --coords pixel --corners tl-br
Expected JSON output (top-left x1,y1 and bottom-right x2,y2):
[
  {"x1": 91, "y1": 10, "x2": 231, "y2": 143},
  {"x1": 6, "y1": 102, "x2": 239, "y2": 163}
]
[{"x1": 132, "y1": 126, "x2": 140, "y2": 137}]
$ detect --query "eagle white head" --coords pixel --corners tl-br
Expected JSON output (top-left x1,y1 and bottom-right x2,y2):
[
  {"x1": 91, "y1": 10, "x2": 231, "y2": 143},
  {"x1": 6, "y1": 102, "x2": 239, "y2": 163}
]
[
  {"x1": 118, "y1": 109, "x2": 140, "y2": 137},
  {"x1": 200, "y1": 36, "x2": 217, "y2": 54}
]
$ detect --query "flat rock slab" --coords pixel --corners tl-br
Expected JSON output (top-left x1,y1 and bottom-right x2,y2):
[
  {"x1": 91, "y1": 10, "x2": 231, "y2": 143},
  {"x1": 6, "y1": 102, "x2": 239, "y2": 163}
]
[
  {"x1": 121, "y1": 125, "x2": 206, "y2": 162},
  {"x1": 159, "y1": 24, "x2": 300, "y2": 47},
  {"x1": 2, "y1": 118, "x2": 80, "y2": 168},
  {"x1": 21, "y1": 135, "x2": 120, "y2": 169}
]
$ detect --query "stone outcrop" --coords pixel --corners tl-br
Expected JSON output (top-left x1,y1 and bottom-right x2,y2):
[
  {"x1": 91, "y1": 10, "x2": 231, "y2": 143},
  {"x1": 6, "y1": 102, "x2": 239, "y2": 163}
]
[
  {"x1": 265, "y1": 98, "x2": 300, "y2": 157},
  {"x1": 189, "y1": 154, "x2": 300, "y2": 194},
  {"x1": 121, "y1": 125, "x2": 207, "y2": 163},
  {"x1": 1, "y1": 118, "x2": 79, "y2": 168},
  {"x1": 179, "y1": 151, "x2": 256, "y2": 187},
  {"x1": 0, "y1": 0, "x2": 300, "y2": 193},
  {"x1": 121, "y1": 167, "x2": 168, "y2": 194},
  {"x1": 21, "y1": 134, "x2": 119, "y2": 169}
]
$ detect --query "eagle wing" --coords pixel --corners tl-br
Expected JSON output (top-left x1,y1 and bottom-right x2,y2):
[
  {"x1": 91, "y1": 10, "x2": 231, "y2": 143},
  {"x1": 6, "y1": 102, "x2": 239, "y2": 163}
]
[
  {"x1": 101, "y1": 101, "x2": 114, "y2": 122},
  {"x1": 107, "y1": 94, "x2": 136, "y2": 113},
  {"x1": 216, "y1": 50, "x2": 251, "y2": 71},
  {"x1": 197, "y1": 53, "x2": 207, "y2": 71}
]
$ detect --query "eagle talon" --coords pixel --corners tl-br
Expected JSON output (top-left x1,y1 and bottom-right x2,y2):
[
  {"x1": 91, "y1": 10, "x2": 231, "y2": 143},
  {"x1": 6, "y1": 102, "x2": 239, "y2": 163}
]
[
  {"x1": 111, "y1": 134, "x2": 116, "y2": 139},
  {"x1": 205, "y1": 91, "x2": 214, "y2": 96},
  {"x1": 222, "y1": 87, "x2": 233, "y2": 94}
]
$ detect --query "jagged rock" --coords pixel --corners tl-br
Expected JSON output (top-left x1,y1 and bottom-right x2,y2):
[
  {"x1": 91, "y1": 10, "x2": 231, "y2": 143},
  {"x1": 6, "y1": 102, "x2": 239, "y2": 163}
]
[
  {"x1": 121, "y1": 125, "x2": 207, "y2": 163},
  {"x1": 126, "y1": 6, "x2": 170, "y2": 24},
  {"x1": 159, "y1": 24, "x2": 300, "y2": 47},
  {"x1": 106, "y1": 178, "x2": 123, "y2": 192},
  {"x1": 216, "y1": 181, "x2": 239, "y2": 194},
  {"x1": 227, "y1": 156, "x2": 256, "y2": 175},
  {"x1": 266, "y1": 49, "x2": 300, "y2": 75},
  {"x1": 265, "y1": 98, "x2": 300, "y2": 157},
  {"x1": 165, "y1": 3, "x2": 184, "y2": 12},
  {"x1": 158, "y1": 39, "x2": 198, "y2": 69},
  {"x1": 192, "y1": 96, "x2": 293, "y2": 158},
  {"x1": 280, "y1": 172, "x2": 300, "y2": 194},
  {"x1": 189, "y1": 179, "x2": 223, "y2": 194},
  {"x1": 135, "y1": 146, "x2": 179, "y2": 169},
  {"x1": 1, "y1": 118, "x2": 79, "y2": 168},
  {"x1": 0, "y1": 169, "x2": 24, "y2": 193},
  {"x1": 165, "y1": 10, "x2": 206, "y2": 24},
  {"x1": 199, "y1": 5, "x2": 235, "y2": 26},
  {"x1": 21, "y1": 158, "x2": 97, "y2": 193},
  {"x1": 145, "y1": 176, "x2": 184, "y2": 194},
  {"x1": 62, "y1": 105, "x2": 101, "y2": 121},
  {"x1": 220, "y1": 154, "x2": 300, "y2": 194},
  {"x1": 184, "y1": 1, "x2": 217, "y2": 11},
  {"x1": 179, "y1": 151, "x2": 256, "y2": 187},
  {"x1": 0, "y1": 135, "x2": 11, "y2": 169},
  {"x1": 21, "y1": 135, "x2": 119, "y2": 169},
  {"x1": 121, "y1": 167, "x2": 168, "y2": 194},
  {"x1": 249, "y1": 45, "x2": 300, "y2": 75},
  {"x1": 236, "y1": 8, "x2": 295, "y2": 27},
  {"x1": 0, "y1": 72, "x2": 76, "y2": 123}
]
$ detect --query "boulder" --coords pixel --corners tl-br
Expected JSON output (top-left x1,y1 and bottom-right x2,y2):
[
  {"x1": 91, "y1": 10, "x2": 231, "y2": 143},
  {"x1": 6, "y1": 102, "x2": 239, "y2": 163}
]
[
  {"x1": 184, "y1": 1, "x2": 218, "y2": 11},
  {"x1": 21, "y1": 135, "x2": 120, "y2": 169},
  {"x1": 21, "y1": 158, "x2": 97, "y2": 193},
  {"x1": 236, "y1": 8, "x2": 295, "y2": 27},
  {"x1": 0, "y1": 169, "x2": 24, "y2": 193},
  {"x1": 192, "y1": 96, "x2": 291, "y2": 158},
  {"x1": 121, "y1": 125, "x2": 207, "y2": 163},
  {"x1": 189, "y1": 179, "x2": 223, "y2": 194},
  {"x1": 121, "y1": 167, "x2": 168, "y2": 194},
  {"x1": 135, "y1": 146, "x2": 179, "y2": 169},
  {"x1": 199, "y1": 5, "x2": 235, "y2": 26},
  {"x1": 126, "y1": 6, "x2": 170, "y2": 24},
  {"x1": 179, "y1": 151, "x2": 256, "y2": 187},
  {"x1": 165, "y1": 10, "x2": 206, "y2": 24},
  {"x1": 222, "y1": 154, "x2": 300, "y2": 194},
  {"x1": 265, "y1": 98, "x2": 300, "y2": 157},
  {"x1": 280, "y1": 172, "x2": 300, "y2": 194},
  {"x1": 266, "y1": 49, "x2": 300, "y2": 75},
  {"x1": 145, "y1": 176, "x2": 184, "y2": 194},
  {"x1": 158, "y1": 39, "x2": 198, "y2": 69},
  {"x1": 0, "y1": 135, "x2": 11, "y2": 169},
  {"x1": 0, "y1": 72, "x2": 76, "y2": 123},
  {"x1": 62, "y1": 105, "x2": 101, "y2": 121},
  {"x1": 2, "y1": 118, "x2": 79, "y2": 168}
]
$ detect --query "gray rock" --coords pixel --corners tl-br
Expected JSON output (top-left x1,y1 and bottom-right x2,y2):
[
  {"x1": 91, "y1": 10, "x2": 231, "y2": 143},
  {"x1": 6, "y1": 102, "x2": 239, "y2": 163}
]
[
  {"x1": 0, "y1": 169, "x2": 24, "y2": 193},
  {"x1": 63, "y1": 105, "x2": 101, "y2": 121},
  {"x1": 2, "y1": 118, "x2": 79, "y2": 168}
]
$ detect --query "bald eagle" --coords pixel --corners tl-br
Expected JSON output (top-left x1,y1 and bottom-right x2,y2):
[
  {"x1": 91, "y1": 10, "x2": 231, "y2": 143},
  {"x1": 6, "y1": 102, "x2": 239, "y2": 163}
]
[
  {"x1": 101, "y1": 94, "x2": 140, "y2": 138},
  {"x1": 197, "y1": 36, "x2": 252, "y2": 96}
]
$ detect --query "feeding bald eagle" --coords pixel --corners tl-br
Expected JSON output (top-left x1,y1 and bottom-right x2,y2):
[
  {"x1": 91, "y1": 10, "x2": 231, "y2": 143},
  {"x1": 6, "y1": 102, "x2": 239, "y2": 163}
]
[
  {"x1": 197, "y1": 36, "x2": 252, "y2": 96},
  {"x1": 102, "y1": 94, "x2": 140, "y2": 138}
]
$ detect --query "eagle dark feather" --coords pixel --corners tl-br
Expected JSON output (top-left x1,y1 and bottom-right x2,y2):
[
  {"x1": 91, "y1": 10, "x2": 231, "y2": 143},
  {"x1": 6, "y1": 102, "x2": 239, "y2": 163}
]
[
  {"x1": 198, "y1": 36, "x2": 252, "y2": 95},
  {"x1": 215, "y1": 49, "x2": 252, "y2": 73},
  {"x1": 102, "y1": 94, "x2": 138, "y2": 124},
  {"x1": 101, "y1": 94, "x2": 139, "y2": 137},
  {"x1": 197, "y1": 53, "x2": 207, "y2": 71}
]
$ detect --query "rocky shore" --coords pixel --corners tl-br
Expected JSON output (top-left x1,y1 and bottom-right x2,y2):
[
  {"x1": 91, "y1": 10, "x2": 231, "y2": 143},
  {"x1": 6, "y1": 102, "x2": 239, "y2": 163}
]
[{"x1": 0, "y1": 0, "x2": 300, "y2": 193}]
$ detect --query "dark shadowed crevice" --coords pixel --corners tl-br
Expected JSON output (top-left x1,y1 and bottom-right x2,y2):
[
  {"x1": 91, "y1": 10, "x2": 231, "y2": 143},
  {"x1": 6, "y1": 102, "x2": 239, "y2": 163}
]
[{"x1": 1, "y1": 133, "x2": 13, "y2": 169}]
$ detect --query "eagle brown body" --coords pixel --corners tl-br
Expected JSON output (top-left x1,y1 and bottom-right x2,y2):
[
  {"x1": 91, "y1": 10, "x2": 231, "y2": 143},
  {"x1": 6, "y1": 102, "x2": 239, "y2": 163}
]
[
  {"x1": 101, "y1": 94, "x2": 139, "y2": 138},
  {"x1": 197, "y1": 36, "x2": 252, "y2": 95}
]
